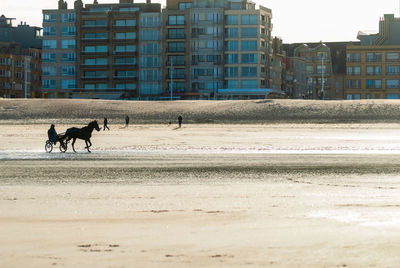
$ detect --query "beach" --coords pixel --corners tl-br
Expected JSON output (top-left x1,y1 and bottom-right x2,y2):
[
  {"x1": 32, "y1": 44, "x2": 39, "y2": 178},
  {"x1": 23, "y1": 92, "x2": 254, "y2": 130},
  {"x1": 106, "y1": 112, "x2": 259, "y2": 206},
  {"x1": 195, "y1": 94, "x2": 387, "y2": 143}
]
[{"x1": 1, "y1": 100, "x2": 400, "y2": 267}]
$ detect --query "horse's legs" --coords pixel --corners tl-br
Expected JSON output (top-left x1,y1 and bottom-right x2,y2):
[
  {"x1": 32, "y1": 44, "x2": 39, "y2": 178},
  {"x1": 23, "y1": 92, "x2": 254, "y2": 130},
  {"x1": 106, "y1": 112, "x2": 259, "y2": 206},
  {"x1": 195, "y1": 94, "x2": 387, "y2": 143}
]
[
  {"x1": 72, "y1": 138, "x2": 77, "y2": 153},
  {"x1": 85, "y1": 139, "x2": 91, "y2": 153}
]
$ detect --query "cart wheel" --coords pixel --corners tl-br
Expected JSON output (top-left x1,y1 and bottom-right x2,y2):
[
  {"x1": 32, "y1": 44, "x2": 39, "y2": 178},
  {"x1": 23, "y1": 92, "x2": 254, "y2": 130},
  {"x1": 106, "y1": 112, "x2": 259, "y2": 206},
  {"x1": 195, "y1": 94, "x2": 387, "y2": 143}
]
[
  {"x1": 45, "y1": 140, "x2": 53, "y2": 153},
  {"x1": 59, "y1": 141, "x2": 68, "y2": 153}
]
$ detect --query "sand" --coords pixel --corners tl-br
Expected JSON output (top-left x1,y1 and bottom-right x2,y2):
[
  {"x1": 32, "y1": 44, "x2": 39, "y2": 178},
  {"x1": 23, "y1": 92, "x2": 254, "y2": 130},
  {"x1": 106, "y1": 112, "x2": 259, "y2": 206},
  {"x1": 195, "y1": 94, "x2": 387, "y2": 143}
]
[{"x1": 1, "y1": 100, "x2": 400, "y2": 267}]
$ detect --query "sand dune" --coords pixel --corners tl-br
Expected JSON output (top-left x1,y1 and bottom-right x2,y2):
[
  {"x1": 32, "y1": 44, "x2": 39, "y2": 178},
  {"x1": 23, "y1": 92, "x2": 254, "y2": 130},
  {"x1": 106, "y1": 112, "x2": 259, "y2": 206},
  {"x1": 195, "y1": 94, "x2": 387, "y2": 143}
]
[{"x1": 2, "y1": 99, "x2": 400, "y2": 124}]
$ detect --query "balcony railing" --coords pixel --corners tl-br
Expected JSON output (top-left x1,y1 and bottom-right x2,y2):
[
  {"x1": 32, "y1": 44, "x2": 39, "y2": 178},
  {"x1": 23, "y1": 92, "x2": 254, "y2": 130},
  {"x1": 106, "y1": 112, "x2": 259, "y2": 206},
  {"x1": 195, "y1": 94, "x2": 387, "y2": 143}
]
[{"x1": 81, "y1": 75, "x2": 108, "y2": 79}]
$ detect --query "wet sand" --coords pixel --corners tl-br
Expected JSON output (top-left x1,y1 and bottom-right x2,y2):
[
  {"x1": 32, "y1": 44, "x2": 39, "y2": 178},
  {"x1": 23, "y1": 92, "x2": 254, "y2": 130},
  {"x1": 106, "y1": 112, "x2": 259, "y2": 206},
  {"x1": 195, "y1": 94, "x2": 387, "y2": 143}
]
[{"x1": 1, "y1": 123, "x2": 400, "y2": 267}]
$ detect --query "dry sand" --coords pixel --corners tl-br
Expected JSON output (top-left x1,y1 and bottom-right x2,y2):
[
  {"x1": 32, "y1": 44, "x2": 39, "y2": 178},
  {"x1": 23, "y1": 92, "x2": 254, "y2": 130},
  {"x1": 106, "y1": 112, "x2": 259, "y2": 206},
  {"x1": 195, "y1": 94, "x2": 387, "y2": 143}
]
[
  {"x1": 2, "y1": 98, "x2": 400, "y2": 124},
  {"x1": 1, "y1": 100, "x2": 400, "y2": 267}
]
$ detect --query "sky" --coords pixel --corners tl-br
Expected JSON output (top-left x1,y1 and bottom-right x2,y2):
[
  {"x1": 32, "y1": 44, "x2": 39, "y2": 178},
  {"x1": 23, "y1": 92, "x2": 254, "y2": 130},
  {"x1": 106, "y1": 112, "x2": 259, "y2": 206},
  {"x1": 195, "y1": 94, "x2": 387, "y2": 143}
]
[{"x1": 1, "y1": 0, "x2": 399, "y2": 43}]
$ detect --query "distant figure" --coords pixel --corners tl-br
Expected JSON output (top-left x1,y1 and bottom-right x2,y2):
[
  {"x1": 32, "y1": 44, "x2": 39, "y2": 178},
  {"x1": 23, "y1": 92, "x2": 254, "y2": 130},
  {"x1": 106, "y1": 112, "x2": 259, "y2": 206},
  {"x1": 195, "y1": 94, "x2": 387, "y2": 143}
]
[
  {"x1": 178, "y1": 115, "x2": 183, "y2": 128},
  {"x1": 47, "y1": 124, "x2": 59, "y2": 144},
  {"x1": 103, "y1": 117, "x2": 110, "y2": 131},
  {"x1": 125, "y1": 115, "x2": 130, "y2": 127}
]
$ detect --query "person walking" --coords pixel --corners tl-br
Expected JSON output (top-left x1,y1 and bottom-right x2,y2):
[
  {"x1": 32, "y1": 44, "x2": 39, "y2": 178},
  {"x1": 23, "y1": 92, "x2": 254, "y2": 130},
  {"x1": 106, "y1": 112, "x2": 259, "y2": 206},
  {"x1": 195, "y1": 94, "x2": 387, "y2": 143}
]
[
  {"x1": 125, "y1": 115, "x2": 130, "y2": 127},
  {"x1": 103, "y1": 117, "x2": 110, "y2": 131},
  {"x1": 178, "y1": 115, "x2": 183, "y2": 128}
]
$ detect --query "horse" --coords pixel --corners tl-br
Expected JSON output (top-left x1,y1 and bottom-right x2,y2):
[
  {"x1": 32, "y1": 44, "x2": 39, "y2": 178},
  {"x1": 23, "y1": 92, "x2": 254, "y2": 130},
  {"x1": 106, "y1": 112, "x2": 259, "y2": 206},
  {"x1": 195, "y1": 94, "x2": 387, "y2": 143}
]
[{"x1": 63, "y1": 120, "x2": 101, "y2": 153}]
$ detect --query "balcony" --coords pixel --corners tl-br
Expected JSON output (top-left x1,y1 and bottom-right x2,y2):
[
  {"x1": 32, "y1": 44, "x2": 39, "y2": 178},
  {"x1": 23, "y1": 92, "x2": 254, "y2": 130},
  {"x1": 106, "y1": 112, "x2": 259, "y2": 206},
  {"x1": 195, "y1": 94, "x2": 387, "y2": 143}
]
[
  {"x1": 113, "y1": 62, "x2": 136, "y2": 66},
  {"x1": 81, "y1": 75, "x2": 108, "y2": 80},
  {"x1": 81, "y1": 64, "x2": 109, "y2": 69},
  {"x1": 166, "y1": 61, "x2": 185, "y2": 66},
  {"x1": 113, "y1": 75, "x2": 137, "y2": 80},
  {"x1": 166, "y1": 74, "x2": 185, "y2": 80},
  {"x1": 81, "y1": 37, "x2": 108, "y2": 42}
]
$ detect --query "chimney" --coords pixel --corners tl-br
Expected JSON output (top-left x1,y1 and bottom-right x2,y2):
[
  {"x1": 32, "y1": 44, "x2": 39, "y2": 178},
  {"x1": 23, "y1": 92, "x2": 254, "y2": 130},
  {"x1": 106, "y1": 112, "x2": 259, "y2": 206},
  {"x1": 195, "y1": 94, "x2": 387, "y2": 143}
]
[{"x1": 146, "y1": 0, "x2": 151, "y2": 3}]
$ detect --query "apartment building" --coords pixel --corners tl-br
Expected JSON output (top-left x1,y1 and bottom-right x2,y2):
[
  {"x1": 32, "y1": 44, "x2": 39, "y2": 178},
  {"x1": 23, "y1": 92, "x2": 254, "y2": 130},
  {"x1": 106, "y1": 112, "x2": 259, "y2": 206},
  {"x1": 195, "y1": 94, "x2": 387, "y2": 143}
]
[
  {"x1": 346, "y1": 14, "x2": 400, "y2": 99},
  {"x1": 283, "y1": 42, "x2": 349, "y2": 99},
  {"x1": 42, "y1": 0, "x2": 161, "y2": 99},
  {"x1": 42, "y1": 0, "x2": 77, "y2": 98},
  {"x1": 0, "y1": 15, "x2": 42, "y2": 98},
  {"x1": 271, "y1": 37, "x2": 283, "y2": 92},
  {"x1": 163, "y1": 0, "x2": 273, "y2": 100},
  {"x1": 0, "y1": 43, "x2": 41, "y2": 98}
]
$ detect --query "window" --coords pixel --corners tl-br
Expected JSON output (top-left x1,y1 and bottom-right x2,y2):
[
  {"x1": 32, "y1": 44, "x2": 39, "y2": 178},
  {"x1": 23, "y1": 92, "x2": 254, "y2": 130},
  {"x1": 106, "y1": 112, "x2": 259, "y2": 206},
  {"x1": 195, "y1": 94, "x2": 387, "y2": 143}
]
[
  {"x1": 386, "y1": 52, "x2": 399, "y2": 61},
  {"x1": 366, "y1": 80, "x2": 374, "y2": 89},
  {"x1": 119, "y1": 7, "x2": 139, "y2": 12},
  {"x1": 114, "y1": 58, "x2": 136, "y2": 65},
  {"x1": 169, "y1": 68, "x2": 185, "y2": 79},
  {"x1": 43, "y1": 14, "x2": 57, "y2": 22},
  {"x1": 84, "y1": 45, "x2": 108, "y2": 53},
  {"x1": 168, "y1": 42, "x2": 184, "y2": 52},
  {"x1": 225, "y1": 28, "x2": 238, "y2": 38},
  {"x1": 43, "y1": 40, "x2": 57, "y2": 49},
  {"x1": 115, "y1": 70, "x2": 136, "y2": 78},
  {"x1": 226, "y1": 15, "x2": 238, "y2": 25},
  {"x1": 241, "y1": 15, "x2": 257, "y2": 25},
  {"x1": 115, "y1": 45, "x2": 136, "y2": 52},
  {"x1": 42, "y1": 80, "x2": 56, "y2": 89},
  {"x1": 346, "y1": 67, "x2": 352, "y2": 75},
  {"x1": 84, "y1": 58, "x2": 107, "y2": 65},
  {"x1": 241, "y1": 27, "x2": 258, "y2": 38},
  {"x1": 84, "y1": 20, "x2": 107, "y2": 27},
  {"x1": 353, "y1": 53, "x2": 361, "y2": 62},
  {"x1": 61, "y1": 80, "x2": 76, "y2": 89},
  {"x1": 241, "y1": 67, "x2": 257, "y2": 77},
  {"x1": 224, "y1": 67, "x2": 238, "y2": 77},
  {"x1": 169, "y1": 55, "x2": 185, "y2": 65},
  {"x1": 61, "y1": 66, "x2": 76, "y2": 76},
  {"x1": 226, "y1": 41, "x2": 238, "y2": 51},
  {"x1": 115, "y1": 19, "x2": 136, "y2": 27},
  {"x1": 0, "y1": 70, "x2": 11, "y2": 77},
  {"x1": 241, "y1": 53, "x2": 257, "y2": 64},
  {"x1": 178, "y1": 2, "x2": 192, "y2": 10},
  {"x1": 241, "y1": 80, "x2": 258, "y2": 88},
  {"x1": 61, "y1": 53, "x2": 76, "y2": 62},
  {"x1": 84, "y1": 83, "x2": 108, "y2": 90},
  {"x1": 375, "y1": 80, "x2": 382, "y2": 89},
  {"x1": 226, "y1": 80, "x2": 238, "y2": 88},
  {"x1": 115, "y1": 32, "x2": 136, "y2": 39},
  {"x1": 386, "y1": 94, "x2": 400, "y2": 99},
  {"x1": 61, "y1": 26, "x2": 76, "y2": 36},
  {"x1": 168, "y1": 82, "x2": 185, "y2": 92},
  {"x1": 140, "y1": 42, "x2": 159, "y2": 54},
  {"x1": 42, "y1": 66, "x2": 57, "y2": 76},
  {"x1": 140, "y1": 30, "x2": 159, "y2": 40},
  {"x1": 353, "y1": 66, "x2": 361, "y2": 75},
  {"x1": 43, "y1": 27, "x2": 57, "y2": 36},
  {"x1": 140, "y1": 70, "x2": 160, "y2": 81},
  {"x1": 84, "y1": 71, "x2": 107, "y2": 78},
  {"x1": 140, "y1": 56, "x2": 160, "y2": 67},
  {"x1": 84, "y1": 32, "x2": 107, "y2": 40},
  {"x1": 42, "y1": 53, "x2": 57, "y2": 62},
  {"x1": 115, "y1": 83, "x2": 136, "y2": 90},
  {"x1": 225, "y1": 54, "x2": 238, "y2": 64},
  {"x1": 241, "y1": 41, "x2": 257, "y2": 51},
  {"x1": 62, "y1": 13, "x2": 76, "y2": 22},
  {"x1": 168, "y1": 28, "x2": 185, "y2": 39},
  {"x1": 346, "y1": 79, "x2": 361, "y2": 89},
  {"x1": 61, "y1": 40, "x2": 76, "y2": 49},
  {"x1": 0, "y1": 58, "x2": 11, "y2": 65},
  {"x1": 168, "y1": 15, "x2": 184, "y2": 25},
  {"x1": 386, "y1": 66, "x2": 400, "y2": 75},
  {"x1": 140, "y1": 15, "x2": 160, "y2": 27},
  {"x1": 386, "y1": 79, "x2": 399, "y2": 89}
]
